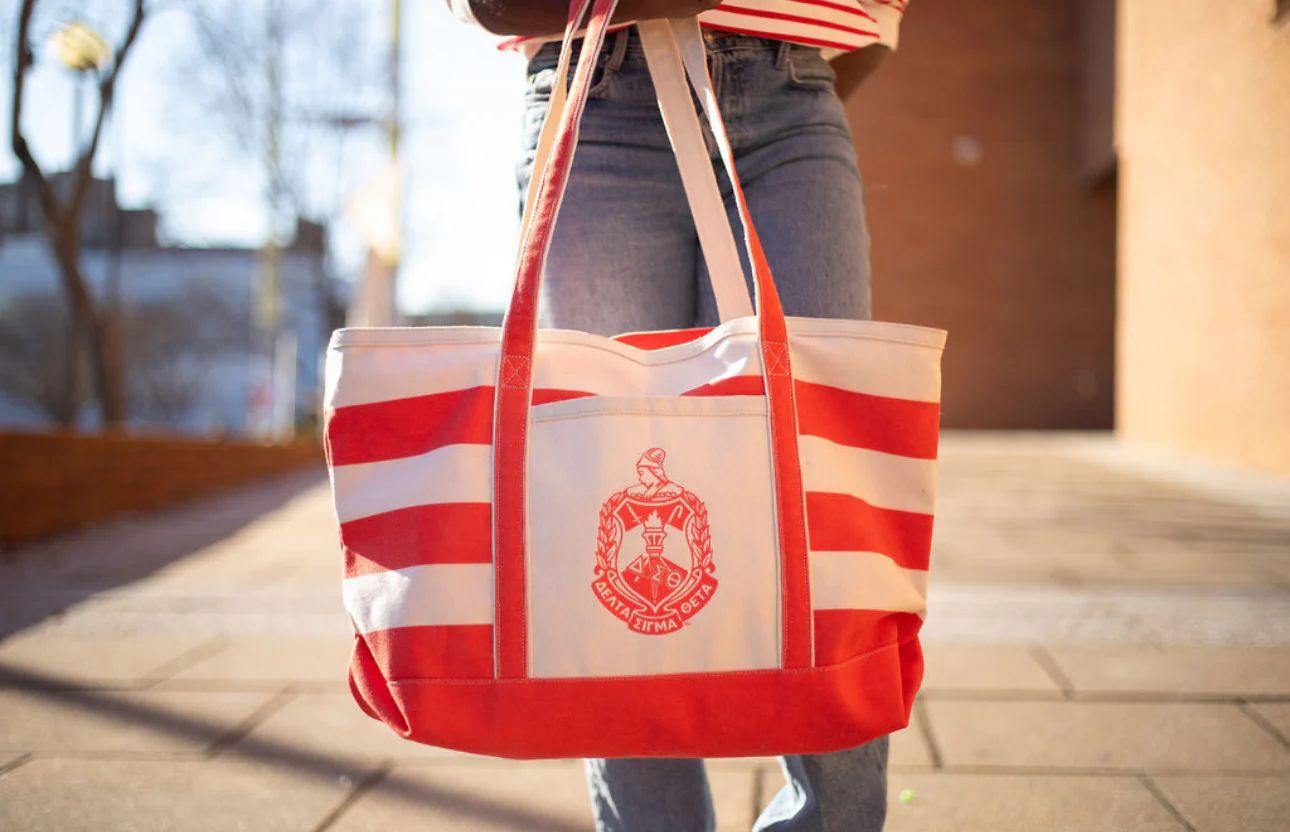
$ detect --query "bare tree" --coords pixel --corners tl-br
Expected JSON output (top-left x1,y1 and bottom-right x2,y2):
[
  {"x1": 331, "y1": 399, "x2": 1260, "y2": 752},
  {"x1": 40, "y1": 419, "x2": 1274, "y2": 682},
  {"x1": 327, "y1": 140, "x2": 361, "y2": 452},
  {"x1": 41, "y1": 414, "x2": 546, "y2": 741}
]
[
  {"x1": 9, "y1": 0, "x2": 148, "y2": 427},
  {"x1": 123, "y1": 281, "x2": 247, "y2": 426},
  {"x1": 0, "y1": 292, "x2": 79, "y2": 423},
  {"x1": 170, "y1": 0, "x2": 382, "y2": 343}
]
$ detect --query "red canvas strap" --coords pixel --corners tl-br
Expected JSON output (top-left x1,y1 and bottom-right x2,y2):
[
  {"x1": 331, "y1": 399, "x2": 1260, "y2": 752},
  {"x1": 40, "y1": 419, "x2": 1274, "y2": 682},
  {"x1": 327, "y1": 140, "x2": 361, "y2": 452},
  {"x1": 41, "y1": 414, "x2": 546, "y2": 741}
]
[{"x1": 493, "y1": 1, "x2": 812, "y2": 679}]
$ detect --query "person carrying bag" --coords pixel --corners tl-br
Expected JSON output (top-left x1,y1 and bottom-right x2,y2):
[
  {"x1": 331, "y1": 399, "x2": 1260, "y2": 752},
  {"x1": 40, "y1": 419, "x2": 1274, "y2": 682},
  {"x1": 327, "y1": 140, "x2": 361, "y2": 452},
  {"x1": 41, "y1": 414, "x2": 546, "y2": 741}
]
[{"x1": 325, "y1": 0, "x2": 944, "y2": 828}]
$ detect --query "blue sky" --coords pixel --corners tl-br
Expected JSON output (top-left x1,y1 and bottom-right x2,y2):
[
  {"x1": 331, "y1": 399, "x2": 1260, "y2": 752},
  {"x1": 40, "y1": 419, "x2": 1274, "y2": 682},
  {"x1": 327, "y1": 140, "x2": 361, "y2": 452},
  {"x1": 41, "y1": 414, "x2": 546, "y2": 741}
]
[{"x1": 0, "y1": 0, "x2": 533, "y2": 313}]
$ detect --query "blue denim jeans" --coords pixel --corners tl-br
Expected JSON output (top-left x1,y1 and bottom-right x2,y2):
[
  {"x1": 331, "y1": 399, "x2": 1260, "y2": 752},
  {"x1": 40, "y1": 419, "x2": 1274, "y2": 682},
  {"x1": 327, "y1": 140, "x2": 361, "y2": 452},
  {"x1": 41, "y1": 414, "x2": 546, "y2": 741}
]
[{"x1": 516, "y1": 25, "x2": 886, "y2": 832}]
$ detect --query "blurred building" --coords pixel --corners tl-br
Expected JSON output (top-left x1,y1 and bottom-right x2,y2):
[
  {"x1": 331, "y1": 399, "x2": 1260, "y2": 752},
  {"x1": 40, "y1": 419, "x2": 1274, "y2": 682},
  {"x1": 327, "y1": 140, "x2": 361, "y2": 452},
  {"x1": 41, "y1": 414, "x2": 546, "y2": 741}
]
[
  {"x1": 851, "y1": 0, "x2": 1118, "y2": 432},
  {"x1": 1115, "y1": 0, "x2": 1289, "y2": 475},
  {"x1": 0, "y1": 175, "x2": 338, "y2": 437},
  {"x1": 850, "y1": 0, "x2": 1287, "y2": 474}
]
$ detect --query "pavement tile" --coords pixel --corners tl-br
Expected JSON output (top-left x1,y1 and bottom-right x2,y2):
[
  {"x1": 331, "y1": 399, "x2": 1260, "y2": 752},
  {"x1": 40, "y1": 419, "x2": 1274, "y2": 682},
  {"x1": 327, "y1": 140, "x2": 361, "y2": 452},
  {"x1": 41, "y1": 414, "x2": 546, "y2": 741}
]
[
  {"x1": 0, "y1": 688, "x2": 278, "y2": 754},
  {"x1": 1150, "y1": 774, "x2": 1290, "y2": 832},
  {"x1": 327, "y1": 762, "x2": 591, "y2": 831},
  {"x1": 882, "y1": 773, "x2": 1182, "y2": 831},
  {"x1": 1047, "y1": 647, "x2": 1290, "y2": 696},
  {"x1": 228, "y1": 691, "x2": 465, "y2": 765},
  {"x1": 0, "y1": 633, "x2": 216, "y2": 686},
  {"x1": 1107, "y1": 550, "x2": 1287, "y2": 587},
  {"x1": 890, "y1": 724, "x2": 933, "y2": 767},
  {"x1": 926, "y1": 701, "x2": 1290, "y2": 771},
  {"x1": 1247, "y1": 703, "x2": 1290, "y2": 742},
  {"x1": 921, "y1": 645, "x2": 1063, "y2": 694},
  {"x1": 0, "y1": 757, "x2": 352, "y2": 832},
  {"x1": 163, "y1": 637, "x2": 352, "y2": 685}
]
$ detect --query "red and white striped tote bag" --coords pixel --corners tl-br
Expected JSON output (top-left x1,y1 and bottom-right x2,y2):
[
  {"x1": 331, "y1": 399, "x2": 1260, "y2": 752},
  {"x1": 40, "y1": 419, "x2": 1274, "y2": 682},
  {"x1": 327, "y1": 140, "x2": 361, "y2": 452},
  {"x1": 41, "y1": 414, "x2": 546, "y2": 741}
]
[{"x1": 324, "y1": 0, "x2": 946, "y2": 759}]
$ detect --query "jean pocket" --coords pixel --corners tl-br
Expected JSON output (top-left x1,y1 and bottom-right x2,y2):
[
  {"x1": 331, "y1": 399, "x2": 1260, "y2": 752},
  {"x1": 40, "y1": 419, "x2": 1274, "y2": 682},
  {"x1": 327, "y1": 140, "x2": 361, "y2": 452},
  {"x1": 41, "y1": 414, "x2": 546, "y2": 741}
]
[
  {"x1": 525, "y1": 44, "x2": 618, "y2": 102},
  {"x1": 784, "y1": 46, "x2": 838, "y2": 91}
]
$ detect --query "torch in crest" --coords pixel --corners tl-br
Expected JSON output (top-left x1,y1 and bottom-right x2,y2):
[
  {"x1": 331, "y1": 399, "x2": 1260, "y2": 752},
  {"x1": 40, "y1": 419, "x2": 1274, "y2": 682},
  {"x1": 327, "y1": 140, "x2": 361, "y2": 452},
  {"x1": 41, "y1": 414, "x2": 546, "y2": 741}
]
[{"x1": 640, "y1": 511, "x2": 667, "y2": 600}]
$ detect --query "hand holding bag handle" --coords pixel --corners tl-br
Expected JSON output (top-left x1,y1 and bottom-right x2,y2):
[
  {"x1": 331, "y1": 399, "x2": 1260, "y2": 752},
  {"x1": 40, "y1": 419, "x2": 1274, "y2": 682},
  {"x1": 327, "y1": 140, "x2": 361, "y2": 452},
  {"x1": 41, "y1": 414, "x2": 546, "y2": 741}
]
[{"x1": 495, "y1": 0, "x2": 812, "y2": 678}]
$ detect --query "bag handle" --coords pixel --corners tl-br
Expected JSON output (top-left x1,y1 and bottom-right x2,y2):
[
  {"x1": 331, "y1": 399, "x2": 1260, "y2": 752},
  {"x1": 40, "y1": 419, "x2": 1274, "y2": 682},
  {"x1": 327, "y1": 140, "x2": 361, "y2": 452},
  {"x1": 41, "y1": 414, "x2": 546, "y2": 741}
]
[
  {"x1": 493, "y1": 0, "x2": 813, "y2": 679},
  {"x1": 518, "y1": 19, "x2": 753, "y2": 323}
]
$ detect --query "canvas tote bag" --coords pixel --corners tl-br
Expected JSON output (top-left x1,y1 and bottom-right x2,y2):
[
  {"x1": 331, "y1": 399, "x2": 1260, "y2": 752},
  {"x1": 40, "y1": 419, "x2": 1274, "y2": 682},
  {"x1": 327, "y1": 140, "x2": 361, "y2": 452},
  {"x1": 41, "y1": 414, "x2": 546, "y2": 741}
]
[{"x1": 324, "y1": 0, "x2": 947, "y2": 759}]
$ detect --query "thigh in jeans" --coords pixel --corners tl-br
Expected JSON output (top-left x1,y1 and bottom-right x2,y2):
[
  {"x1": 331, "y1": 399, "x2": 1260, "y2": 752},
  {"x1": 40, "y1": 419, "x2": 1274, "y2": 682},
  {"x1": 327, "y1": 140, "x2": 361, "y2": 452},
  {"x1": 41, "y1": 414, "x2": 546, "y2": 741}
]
[
  {"x1": 518, "y1": 34, "x2": 700, "y2": 336},
  {"x1": 695, "y1": 42, "x2": 871, "y2": 326}
]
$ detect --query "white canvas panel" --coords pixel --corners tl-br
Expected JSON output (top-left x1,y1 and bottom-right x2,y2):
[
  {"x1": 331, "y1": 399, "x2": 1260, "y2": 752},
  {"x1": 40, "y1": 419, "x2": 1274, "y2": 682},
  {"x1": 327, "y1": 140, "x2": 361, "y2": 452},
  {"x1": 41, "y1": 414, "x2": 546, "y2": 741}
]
[
  {"x1": 799, "y1": 435, "x2": 937, "y2": 514},
  {"x1": 325, "y1": 317, "x2": 946, "y2": 409},
  {"x1": 809, "y1": 551, "x2": 928, "y2": 614},
  {"x1": 526, "y1": 395, "x2": 781, "y2": 678},
  {"x1": 344, "y1": 564, "x2": 493, "y2": 633},
  {"x1": 329, "y1": 443, "x2": 493, "y2": 523}
]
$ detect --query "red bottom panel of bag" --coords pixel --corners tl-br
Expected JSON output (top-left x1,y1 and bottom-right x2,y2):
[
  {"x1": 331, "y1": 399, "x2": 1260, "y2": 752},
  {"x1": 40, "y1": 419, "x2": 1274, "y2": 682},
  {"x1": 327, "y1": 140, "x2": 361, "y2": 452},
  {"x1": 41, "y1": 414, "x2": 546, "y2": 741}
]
[{"x1": 349, "y1": 636, "x2": 924, "y2": 759}]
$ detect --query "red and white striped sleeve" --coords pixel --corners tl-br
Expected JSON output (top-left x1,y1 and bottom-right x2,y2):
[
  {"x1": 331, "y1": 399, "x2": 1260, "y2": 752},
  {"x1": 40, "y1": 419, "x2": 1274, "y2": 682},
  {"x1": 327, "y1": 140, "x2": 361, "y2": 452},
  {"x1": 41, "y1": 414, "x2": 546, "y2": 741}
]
[{"x1": 491, "y1": 0, "x2": 909, "y2": 59}]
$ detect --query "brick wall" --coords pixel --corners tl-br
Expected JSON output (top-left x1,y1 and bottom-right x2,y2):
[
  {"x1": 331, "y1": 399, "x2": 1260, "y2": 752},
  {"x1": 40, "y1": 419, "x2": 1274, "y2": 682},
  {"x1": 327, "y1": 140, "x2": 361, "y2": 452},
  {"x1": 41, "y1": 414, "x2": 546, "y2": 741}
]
[
  {"x1": 0, "y1": 432, "x2": 324, "y2": 545},
  {"x1": 846, "y1": 0, "x2": 1117, "y2": 428}
]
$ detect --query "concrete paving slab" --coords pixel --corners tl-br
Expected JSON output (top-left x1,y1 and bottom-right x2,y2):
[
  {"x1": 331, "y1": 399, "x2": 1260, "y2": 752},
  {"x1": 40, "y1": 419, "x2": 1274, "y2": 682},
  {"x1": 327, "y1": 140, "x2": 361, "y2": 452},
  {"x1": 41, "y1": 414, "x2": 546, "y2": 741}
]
[
  {"x1": 1046, "y1": 647, "x2": 1290, "y2": 696},
  {"x1": 229, "y1": 691, "x2": 465, "y2": 765},
  {"x1": 921, "y1": 645, "x2": 1064, "y2": 694},
  {"x1": 1247, "y1": 702, "x2": 1290, "y2": 743},
  {"x1": 890, "y1": 724, "x2": 933, "y2": 767},
  {"x1": 0, "y1": 688, "x2": 278, "y2": 754},
  {"x1": 163, "y1": 637, "x2": 352, "y2": 685},
  {"x1": 923, "y1": 584, "x2": 1290, "y2": 647},
  {"x1": 882, "y1": 773, "x2": 1183, "y2": 831},
  {"x1": 0, "y1": 757, "x2": 353, "y2": 832},
  {"x1": 1151, "y1": 774, "x2": 1290, "y2": 832},
  {"x1": 1108, "y1": 549, "x2": 1289, "y2": 587},
  {"x1": 926, "y1": 701, "x2": 1290, "y2": 771},
  {"x1": 327, "y1": 762, "x2": 591, "y2": 831},
  {"x1": 0, "y1": 633, "x2": 216, "y2": 687}
]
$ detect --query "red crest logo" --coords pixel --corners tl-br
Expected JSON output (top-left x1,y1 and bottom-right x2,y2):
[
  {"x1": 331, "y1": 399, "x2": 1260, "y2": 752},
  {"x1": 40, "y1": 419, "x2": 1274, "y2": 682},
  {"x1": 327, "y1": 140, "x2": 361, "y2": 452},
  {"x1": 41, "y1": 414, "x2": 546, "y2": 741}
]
[{"x1": 592, "y1": 448, "x2": 717, "y2": 635}]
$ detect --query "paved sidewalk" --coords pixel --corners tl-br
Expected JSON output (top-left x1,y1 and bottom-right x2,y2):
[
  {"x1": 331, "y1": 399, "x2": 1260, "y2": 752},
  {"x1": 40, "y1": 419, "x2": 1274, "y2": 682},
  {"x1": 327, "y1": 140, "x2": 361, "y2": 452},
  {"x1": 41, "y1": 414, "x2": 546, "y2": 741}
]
[{"x1": 1, "y1": 433, "x2": 1287, "y2": 831}]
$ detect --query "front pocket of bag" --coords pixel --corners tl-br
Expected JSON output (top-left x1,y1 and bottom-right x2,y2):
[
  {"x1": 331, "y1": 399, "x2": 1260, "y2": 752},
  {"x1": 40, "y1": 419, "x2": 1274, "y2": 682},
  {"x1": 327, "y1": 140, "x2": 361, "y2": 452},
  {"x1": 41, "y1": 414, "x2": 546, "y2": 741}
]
[{"x1": 525, "y1": 395, "x2": 783, "y2": 680}]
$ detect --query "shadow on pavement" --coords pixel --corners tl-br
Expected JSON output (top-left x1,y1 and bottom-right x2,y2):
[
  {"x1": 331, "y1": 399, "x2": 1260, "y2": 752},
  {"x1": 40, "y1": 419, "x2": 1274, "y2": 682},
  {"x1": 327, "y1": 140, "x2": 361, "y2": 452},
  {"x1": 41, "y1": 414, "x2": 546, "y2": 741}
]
[
  {"x1": 0, "y1": 662, "x2": 588, "y2": 832},
  {"x1": 0, "y1": 468, "x2": 327, "y2": 641}
]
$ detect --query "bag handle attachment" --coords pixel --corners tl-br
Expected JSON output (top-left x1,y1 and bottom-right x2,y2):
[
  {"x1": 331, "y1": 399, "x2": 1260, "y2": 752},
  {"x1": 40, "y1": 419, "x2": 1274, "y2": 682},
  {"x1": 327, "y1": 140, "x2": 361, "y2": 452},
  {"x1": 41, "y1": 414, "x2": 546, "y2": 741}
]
[{"x1": 494, "y1": 0, "x2": 813, "y2": 679}]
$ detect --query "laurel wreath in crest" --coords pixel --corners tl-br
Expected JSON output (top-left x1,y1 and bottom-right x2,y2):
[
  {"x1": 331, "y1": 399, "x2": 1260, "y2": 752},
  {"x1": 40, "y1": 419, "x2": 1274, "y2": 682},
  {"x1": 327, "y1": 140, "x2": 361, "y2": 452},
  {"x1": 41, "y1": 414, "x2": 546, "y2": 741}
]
[
  {"x1": 594, "y1": 492, "x2": 625, "y2": 576},
  {"x1": 679, "y1": 490, "x2": 715, "y2": 572}
]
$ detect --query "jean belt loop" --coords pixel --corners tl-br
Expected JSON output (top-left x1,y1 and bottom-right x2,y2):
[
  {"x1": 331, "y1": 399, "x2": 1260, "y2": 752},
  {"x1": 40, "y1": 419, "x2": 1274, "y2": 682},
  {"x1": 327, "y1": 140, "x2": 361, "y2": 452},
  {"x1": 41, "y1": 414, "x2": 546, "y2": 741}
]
[{"x1": 774, "y1": 38, "x2": 791, "y2": 70}]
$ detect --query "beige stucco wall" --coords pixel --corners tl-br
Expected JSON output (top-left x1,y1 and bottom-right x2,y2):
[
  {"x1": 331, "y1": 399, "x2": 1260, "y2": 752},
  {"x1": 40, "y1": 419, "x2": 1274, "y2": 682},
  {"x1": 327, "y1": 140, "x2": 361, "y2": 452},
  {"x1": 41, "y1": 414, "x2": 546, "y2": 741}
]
[{"x1": 1116, "y1": 1, "x2": 1290, "y2": 474}]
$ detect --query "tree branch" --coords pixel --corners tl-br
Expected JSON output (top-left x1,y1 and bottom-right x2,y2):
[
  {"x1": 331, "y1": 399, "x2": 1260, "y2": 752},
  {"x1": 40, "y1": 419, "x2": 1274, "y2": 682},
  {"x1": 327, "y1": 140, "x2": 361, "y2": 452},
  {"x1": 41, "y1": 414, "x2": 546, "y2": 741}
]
[
  {"x1": 10, "y1": 0, "x2": 60, "y2": 225},
  {"x1": 70, "y1": 0, "x2": 148, "y2": 218}
]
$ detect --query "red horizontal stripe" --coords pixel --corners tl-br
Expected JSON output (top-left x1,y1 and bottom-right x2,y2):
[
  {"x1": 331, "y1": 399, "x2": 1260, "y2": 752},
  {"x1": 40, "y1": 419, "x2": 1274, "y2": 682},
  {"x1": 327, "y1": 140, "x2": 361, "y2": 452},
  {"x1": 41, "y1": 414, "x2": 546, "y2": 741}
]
[
  {"x1": 806, "y1": 491, "x2": 932, "y2": 570},
  {"x1": 350, "y1": 628, "x2": 917, "y2": 757},
  {"x1": 342, "y1": 502, "x2": 491, "y2": 577},
  {"x1": 614, "y1": 328, "x2": 713, "y2": 350},
  {"x1": 329, "y1": 378, "x2": 937, "y2": 468},
  {"x1": 361, "y1": 624, "x2": 493, "y2": 680},
  {"x1": 328, "y1": 386, "x2": 598, "y2": 466},
  {"x1": 682, "y1": 375, "x2": 765, "y2": 397},
  {"x1": 699, "y1": 21, "x2": 869, "y2": 51},
  {"x1": 786, "y1": 0, "x2": 877, "y2": 23},
  {"x1": 327, "y1": 386, "x2": 493, "y2": 467},
  {"x1": 714, "y1": 6, "x2": 879, "y2": 38},
  {"x1": 813, "y1": 608, "x2": 921, "y2": 666},
  {"x1": 795, "y1": 380, "x2": 939, "y2": 459},
  {"x1": 532, "y1": 388, "x2": 595, "y2": 406}
]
